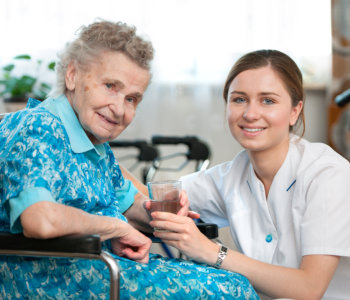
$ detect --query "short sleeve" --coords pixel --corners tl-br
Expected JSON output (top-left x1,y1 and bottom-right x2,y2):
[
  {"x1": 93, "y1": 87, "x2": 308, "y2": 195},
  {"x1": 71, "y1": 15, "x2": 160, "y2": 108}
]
[
  {"x1": 1, "y1": 112, "x2": 68, "y2": 229},
  {"x1": 301, "y1": 160, "x2": 350, "y2": 256},
  {"x1": 3, "y1": 112, "x2": 66, "y2": 194},
  {"x1": 9, "y1": 187, "x2": 56, "y2": 233},
  {"x1": 115, "y1": 180, "x2": 138, "y2": 213}
]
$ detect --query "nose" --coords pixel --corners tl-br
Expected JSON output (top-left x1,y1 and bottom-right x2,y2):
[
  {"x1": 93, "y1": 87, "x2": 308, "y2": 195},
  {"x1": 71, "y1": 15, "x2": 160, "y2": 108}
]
[
  {"x1": 243, "y1": 101, "x2": 260, "y2": 121},
  {"x1": 109, "y1": 94, "x2": 125, "y2": 117}
]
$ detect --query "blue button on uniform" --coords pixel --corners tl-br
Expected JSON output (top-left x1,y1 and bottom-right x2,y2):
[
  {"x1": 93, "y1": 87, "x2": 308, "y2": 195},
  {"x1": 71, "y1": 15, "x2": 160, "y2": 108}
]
[{"x1": 265, "y1": 234, "x2": 273, "y2": 243}]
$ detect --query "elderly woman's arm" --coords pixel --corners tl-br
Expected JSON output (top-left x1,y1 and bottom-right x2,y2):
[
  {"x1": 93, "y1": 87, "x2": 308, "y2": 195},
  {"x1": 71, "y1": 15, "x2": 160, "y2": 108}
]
[
  {"x1": 120, "y1": 164, "x2": 148, "y2": 195},
  {"x1": 123, "y1": 192, "x2": 153, "y2": 232},
  {"x1": 20, "y1": 201, "x2": 152, "y2": 263}
]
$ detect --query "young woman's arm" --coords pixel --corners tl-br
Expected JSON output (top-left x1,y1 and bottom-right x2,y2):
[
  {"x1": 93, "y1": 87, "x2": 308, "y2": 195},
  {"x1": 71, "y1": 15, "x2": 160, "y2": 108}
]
[
  {"x1": 223, "y1": 250, "x2": 339, "y2": 300},
  {"x1": 150, "y1": 211, "x2": 339, "y2": 300}
]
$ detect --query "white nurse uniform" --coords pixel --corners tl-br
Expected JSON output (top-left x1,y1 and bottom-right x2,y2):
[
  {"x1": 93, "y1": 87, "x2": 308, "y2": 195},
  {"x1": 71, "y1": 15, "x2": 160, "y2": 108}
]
[{"x1": 181, "y1": 136, "x2": 350, "y2": 299}]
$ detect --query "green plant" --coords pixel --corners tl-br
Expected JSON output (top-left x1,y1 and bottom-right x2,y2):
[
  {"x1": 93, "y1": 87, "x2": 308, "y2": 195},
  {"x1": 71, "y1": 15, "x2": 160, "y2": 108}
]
[{"x1": 0, "y1": 54, "x2": 55, "y2": 102}]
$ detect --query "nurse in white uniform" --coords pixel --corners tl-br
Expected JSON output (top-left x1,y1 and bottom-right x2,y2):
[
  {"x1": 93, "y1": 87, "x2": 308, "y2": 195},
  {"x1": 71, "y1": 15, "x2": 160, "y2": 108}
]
[{"x1": 149, "y1": 50, "x2": 350, "y2": 300}]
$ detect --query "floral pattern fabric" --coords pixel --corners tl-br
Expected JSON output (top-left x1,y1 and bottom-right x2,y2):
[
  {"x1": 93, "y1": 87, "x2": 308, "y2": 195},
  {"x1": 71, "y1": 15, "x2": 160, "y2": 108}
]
[{"x1": 0, "y1": 98, "x2": 259, "y2": 299}]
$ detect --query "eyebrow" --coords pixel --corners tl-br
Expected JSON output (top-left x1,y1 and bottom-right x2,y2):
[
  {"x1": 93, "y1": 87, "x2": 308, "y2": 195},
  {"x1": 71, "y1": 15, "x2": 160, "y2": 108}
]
[
  {"x1": 230, "y1": 90, "x2": 281, "y2": 97},
  {"x1": 105, "y1": 79, "x2": 125, "y2": 90},
  {"x1": 230, "y1": 90, "x2": 246, "y2": 96},
  {"x1": 129, "y1": 92, "x2": 143, "y2": 100},
  {"x1": 104, "y1": 79, "x2": 144, "y2": 100}
]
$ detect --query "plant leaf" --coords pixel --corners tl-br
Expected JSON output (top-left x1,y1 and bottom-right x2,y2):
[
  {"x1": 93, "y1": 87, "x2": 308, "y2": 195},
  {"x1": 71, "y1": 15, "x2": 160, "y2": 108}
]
[
  {"x1": 2, "y1": 64, "x2": 15, "y2": 72},
  {"x1": 14, "y1": 54, "x2": 31, "y2": 60},
  {"x1": 48, "y1": 62, "x2": 56, "y2": 70}
]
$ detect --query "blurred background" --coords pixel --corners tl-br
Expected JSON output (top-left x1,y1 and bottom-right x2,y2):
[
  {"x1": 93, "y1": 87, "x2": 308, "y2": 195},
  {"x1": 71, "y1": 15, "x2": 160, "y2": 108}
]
[
  {"x1": 0, "y1": 0, "x2": 334, "y2": 165},
  {"x1": 2, "y1": 0, "x2": 350, "y2": 254}
]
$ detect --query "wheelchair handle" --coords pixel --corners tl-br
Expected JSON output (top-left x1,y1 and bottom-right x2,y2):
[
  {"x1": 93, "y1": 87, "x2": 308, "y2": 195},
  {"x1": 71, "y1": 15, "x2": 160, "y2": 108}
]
[
  {"x1": 151, "y1": 135, "x2": 211, "y2": 161},
  {"x1": 335, "y1": 88, "x2": 350, "y2": 107},
  {"x1": 152, "y1": 136, "x2": 200, "y2": 145},
  {"x1": 109, "y1": 140, "x2": 159, "y2": 162}
]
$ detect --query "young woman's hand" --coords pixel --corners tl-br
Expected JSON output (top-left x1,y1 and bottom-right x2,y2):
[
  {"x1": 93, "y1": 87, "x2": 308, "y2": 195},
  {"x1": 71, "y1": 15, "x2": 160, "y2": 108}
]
[
  {"x1": 149, "y1": 212, "x2": 219, "y2": 265},
  {"x1": 177, "y1": 190, "x2": 201, "y2": 219}
]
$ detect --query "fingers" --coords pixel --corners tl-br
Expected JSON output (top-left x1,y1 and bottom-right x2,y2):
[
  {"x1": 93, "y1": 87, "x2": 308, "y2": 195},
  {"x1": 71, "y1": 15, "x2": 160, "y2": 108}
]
[
  {"x1": 151, "y1": 211, "x2": 182, "y2": 222},
  {"x1": 113, "y1": 225, "x2": 152, "y2": 263},
  {"x1": 177, "y1": 190, "x2": 190, "y2": 216},
  {"x1": 188, "y1": 211, "x2": 201, "y2": 219},
  {"x1": 143, "y1": 200, "x2": 153, "y2": 219},
  {"x1": 121, "y1": 235, "x2": 152, "y2": 263},
  {"x1": 143, "y1": 200, "x2": 151, "y2": 210},
  {"x1": 123, "y1": 247, "x2": 150, "y2": 263},
  {"x1": 153, "y1": 230, "x2": 183, "y2": 241},
  {"x1": 179, "y1": 190, "x2": 189, "y2": 208},
  {"x1": 151, "y1": 211, "x2": 197, "y2": 222},
  {"x1": 150, "y1": 212, "x2": 195, "y2": 234}
]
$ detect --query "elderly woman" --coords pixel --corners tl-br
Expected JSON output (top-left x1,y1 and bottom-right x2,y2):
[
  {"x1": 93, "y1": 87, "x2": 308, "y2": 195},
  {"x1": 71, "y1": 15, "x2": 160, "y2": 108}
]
[{"x1": 0, "y1": 21, "x2": 258, "y2": 299}]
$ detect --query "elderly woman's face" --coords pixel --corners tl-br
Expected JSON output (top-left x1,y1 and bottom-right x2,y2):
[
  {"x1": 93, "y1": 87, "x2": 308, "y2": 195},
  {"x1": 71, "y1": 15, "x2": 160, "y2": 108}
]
[{"x1": 65, "y1": 51, "x2": 150, "y2": 144}]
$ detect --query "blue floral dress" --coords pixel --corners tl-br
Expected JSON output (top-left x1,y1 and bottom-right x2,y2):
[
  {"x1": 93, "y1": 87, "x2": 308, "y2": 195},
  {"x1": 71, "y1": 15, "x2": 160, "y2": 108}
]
[{"x1": 0, "y1": 96, "x2": 259, "y2": 299}]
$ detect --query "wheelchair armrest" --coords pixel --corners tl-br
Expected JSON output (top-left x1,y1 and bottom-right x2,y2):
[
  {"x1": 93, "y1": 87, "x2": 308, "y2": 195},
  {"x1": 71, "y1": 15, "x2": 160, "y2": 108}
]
[
  {"x1": 0, "y1": 233, "x2": 120, "y2": 300},
  {"x1": 142, "y1": 223, "x2": 218, "y2": 241},
  {"x1": 196, "y1": 223, "x2": 218, "y2": 239},
  {"x1": 0, "y1": 233, "x2": 101, "y2": 255}
]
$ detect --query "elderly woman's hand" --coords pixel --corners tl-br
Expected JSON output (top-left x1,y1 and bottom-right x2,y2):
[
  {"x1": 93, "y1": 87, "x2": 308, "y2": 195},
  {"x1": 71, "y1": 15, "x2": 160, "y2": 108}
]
[{"x1": 110, "y1": 223, "x2": 152, "y2": 263}]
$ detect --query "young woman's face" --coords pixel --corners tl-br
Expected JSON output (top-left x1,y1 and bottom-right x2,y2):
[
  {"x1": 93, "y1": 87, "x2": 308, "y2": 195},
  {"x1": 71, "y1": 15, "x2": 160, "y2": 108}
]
[
  {"x1": 226, "y1": 66, "x2": 302, "y2": 154},
  {"x1": 65, "y1": 51, "x2": 150, "y2": 144}
]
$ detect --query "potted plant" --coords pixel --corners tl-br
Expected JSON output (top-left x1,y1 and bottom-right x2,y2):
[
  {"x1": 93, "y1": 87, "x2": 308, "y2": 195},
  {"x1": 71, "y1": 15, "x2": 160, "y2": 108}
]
[{"x1": 0, "y1": 54, "x2": 55, "y2": 112}]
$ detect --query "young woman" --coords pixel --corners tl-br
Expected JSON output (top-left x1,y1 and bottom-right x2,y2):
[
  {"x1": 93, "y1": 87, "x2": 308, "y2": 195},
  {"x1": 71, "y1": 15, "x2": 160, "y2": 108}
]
[{"x1": 149, "y1": 50, "x2": 350, "y2": 300}]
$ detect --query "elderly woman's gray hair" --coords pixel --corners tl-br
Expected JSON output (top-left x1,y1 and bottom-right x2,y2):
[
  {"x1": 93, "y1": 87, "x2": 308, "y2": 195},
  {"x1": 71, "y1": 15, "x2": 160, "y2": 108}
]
[{"x1": 49, "y1": 20, "x2": 154, "y2": 97}]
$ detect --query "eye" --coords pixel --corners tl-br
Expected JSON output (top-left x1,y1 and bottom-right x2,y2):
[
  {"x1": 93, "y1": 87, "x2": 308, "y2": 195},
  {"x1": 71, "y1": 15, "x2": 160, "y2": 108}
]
[
  {"x1": 262, "y1": 98, "x2": 274, "y2": 105},
  {"x1": 126, "y1": 97, "x2": 136, "y2": 103},
  {"x1": 105, "y1": 83, "x2": 114, "y2": 89},
  {"x1": 232, "y1": 97, "x2": 246, "y2": 104}
]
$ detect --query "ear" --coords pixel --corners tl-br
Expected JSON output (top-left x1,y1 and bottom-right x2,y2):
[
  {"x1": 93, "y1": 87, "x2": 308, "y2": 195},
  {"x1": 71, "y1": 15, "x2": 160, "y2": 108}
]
[
  {"x1": 290, "y1": 100, "x2": 303, "y2": 126},
  {"x1": 65, "y1": 62, "x2": 77, "y2": 91}
]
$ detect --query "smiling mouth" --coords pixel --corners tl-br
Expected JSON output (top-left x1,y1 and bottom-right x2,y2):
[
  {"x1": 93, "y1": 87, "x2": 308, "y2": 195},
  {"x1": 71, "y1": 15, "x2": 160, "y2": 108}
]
[
  {"x1": 98, "y1": 113, "x2": 118, "y2": 125},
  {"x1": 242, "y1": 127, "x2": 265, "y2": 132}
]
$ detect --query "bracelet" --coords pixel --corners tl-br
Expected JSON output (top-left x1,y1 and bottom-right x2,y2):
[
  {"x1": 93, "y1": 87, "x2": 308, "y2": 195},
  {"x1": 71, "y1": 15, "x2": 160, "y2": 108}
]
[{"x1": 213, "y1": 245, "x2": 228, "y2": 268}]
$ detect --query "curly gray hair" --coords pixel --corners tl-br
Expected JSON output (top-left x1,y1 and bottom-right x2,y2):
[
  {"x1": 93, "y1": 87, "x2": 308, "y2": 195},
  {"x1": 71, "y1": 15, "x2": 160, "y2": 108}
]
[{"x1": 49, "y1": 20, "x2": 154, "y2": 97}]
